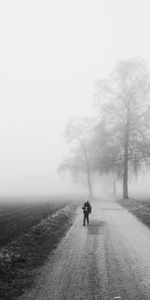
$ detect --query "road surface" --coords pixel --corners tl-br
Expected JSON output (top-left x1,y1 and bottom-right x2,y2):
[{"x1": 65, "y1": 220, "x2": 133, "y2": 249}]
[{"x1": 20, "y1": 198, "x2": 150, "y2": 300}]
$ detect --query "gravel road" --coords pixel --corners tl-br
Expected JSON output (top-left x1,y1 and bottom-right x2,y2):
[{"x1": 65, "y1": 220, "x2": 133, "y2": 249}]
[{"x1": 20, "y1": 198, "x2": 150, "y2": 300}]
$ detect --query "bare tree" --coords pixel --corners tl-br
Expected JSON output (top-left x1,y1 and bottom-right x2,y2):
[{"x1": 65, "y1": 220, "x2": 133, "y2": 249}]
[
  {"x1": 92, "y1": 120, "x2": 123, "y2": 196},
  {"x1": 58, "y1": 118, "x2": 96, "y2": 197},
  {"x1": 95, "y1": 59, "x2": 150, "y2": 199}
]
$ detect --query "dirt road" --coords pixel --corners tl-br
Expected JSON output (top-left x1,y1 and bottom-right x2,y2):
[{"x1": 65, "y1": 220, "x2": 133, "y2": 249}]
[{"x1": 20, "y1": 198, "x2": 150, "y2": 300}]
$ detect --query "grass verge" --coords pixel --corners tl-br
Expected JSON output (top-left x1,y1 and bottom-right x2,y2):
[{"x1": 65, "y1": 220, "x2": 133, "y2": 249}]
[
  {"x1": 0, "y1": 202, "x2": 77, "y2": 299},
  {"x1": 118, "y1": 198, "x2": 150, "y2": 228},
  {"x1": 0, "y1": 199, "x2": 69, "y2": 248}
]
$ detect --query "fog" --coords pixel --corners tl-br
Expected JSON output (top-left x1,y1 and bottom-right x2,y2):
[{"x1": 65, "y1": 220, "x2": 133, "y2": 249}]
[{"x1": 1, "y1": 0, "x2": 150, "y2": 197}]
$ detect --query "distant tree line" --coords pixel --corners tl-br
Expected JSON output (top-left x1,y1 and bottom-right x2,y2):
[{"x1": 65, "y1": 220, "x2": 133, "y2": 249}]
[{"x1": 58, "y1": 59, "x2": 150, "y2": 199}]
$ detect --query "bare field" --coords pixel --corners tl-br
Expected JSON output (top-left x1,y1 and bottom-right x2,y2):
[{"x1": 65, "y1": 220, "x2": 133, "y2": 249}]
[
  {"x1": 0, "y1": 197, "x2": 77, "y2": 299},
  {"x1": 0, "y1": 197, "x2": 70, "y2": 248}
]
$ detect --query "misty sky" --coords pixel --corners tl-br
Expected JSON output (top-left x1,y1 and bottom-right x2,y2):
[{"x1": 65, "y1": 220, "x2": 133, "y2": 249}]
[{"x1": 1, "y1": 0, "x2": 150, "y2": 196}]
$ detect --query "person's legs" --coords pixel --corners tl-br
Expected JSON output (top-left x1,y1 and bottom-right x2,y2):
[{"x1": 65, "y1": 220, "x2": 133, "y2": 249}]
[
  {"x1": 85, "y1": 214, "x2": 89, "y2": 225},
  {"x1": 87, "y1": 213, "x2": 89, "y2": 225},
  {"x1": 83, "y1": 214, "x2": 85, "y2": 226}
]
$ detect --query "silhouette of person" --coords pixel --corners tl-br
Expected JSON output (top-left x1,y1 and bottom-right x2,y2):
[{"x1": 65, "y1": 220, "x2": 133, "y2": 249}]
[{"x1": 82, "y1": 200, "x2": 92, "y2": 226}]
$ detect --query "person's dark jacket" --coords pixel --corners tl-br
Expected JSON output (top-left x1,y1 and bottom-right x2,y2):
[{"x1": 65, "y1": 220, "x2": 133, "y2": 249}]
[{"x1": 82, "y1": 201, "x2": 92, "y2": 214}]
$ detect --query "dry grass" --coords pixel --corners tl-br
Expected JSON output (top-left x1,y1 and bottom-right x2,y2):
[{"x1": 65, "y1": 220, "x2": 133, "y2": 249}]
[{"x1": 118, "y1": 198, "x2": 150, "y2": 228}]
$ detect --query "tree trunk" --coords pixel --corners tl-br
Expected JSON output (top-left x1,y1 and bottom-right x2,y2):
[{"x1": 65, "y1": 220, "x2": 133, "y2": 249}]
[
  {"x1": 113, "y1": 177, "x2": 117, "y2": 197},
  {"x1": 81, "y1": 141, "x2": 93, "y2": 199},
  {"x1": 87, "y1": 171, "x2": 93, "y2": 198},
  {"x1": 123, "y1": 118, "x2": 129, "y2": 199},
  {"x1": 123, "y1": 157, "x2": 128, "y2": 199}
]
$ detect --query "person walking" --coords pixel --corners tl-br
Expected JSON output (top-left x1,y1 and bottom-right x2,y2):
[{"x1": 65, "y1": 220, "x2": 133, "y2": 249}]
[{"x1": 82, "y1": 200, "x2": 92, "y2": 226}]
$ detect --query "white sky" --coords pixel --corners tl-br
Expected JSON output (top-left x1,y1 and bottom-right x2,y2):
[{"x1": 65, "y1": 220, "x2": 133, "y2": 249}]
[{"x1": 0, "y1": 0, "x2": 150, "y2": 196}]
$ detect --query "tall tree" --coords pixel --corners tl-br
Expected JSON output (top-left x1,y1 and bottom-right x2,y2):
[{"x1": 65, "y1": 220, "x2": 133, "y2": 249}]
[{"x1": 95, "y1": 59, "x2": 150, "y2": 199}]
